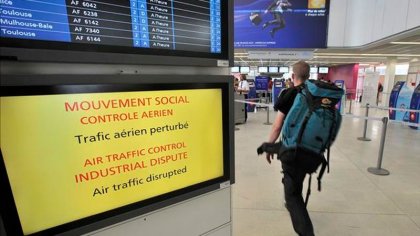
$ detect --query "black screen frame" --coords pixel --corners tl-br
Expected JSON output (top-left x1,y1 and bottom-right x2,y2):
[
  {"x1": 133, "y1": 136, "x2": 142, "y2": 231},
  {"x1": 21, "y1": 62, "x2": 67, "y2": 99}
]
[
  {"x1": 258, "y1": 66, "x2": 268, "y2": 73},
  {"x1": 239, "y1": 66, "x2": 250, "y2": 74},
  {"x1": 310, "y1": 67, "x2": 318, "y2": 73},
  {"x1": 0, "y1": 0, "x2": 233, "y2": 66},
  {"x1": 0, "y1": 74, "x2": 235, "y2": 236},
  {"x1": 269, "y1": 67, "x2": 279, "y2": 73},
  {"x1": 318, "y1": 67, "x2": 329, "y2": 74},
  {"x1": 278, "y1": 67, "x2": 289, "y2": 73}
]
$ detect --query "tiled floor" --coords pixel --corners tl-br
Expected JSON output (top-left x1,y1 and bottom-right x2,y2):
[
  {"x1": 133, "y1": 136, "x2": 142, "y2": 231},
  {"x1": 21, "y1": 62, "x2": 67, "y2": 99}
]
[{"x1": 232, "y1": 103, "x2": 420, "y2": 236}]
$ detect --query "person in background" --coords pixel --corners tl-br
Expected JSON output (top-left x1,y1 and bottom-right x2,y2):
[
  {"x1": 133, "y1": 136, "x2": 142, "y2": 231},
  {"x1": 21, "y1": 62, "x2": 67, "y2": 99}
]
[
  {"x1": 377, "y1": 82, "x2": 383, "y2": 105},
  {"x1": 268, "y1": 77, "x2": 274, "y2": 103},
  {"x1": 237, "y1": 74, "x2": 250, "y2": 122},
  {"x1": 268, "y1": 77, "x2": 274, "y2": 91},
  {"x1": 286, "y1": 78, "x2": 294, "y2": 88},
  {"x1": 234, "y1": 76, "x2": 240, "y2": 91},
  {"x1": 265, "y1": 61, "x2": 319, "y2": 236}
]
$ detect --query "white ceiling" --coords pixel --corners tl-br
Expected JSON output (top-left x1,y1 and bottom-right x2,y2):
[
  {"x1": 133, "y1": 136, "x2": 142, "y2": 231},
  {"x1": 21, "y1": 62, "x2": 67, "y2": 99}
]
[{"x1": 234, "y1": 27, "x2": 420, "y2": 67}]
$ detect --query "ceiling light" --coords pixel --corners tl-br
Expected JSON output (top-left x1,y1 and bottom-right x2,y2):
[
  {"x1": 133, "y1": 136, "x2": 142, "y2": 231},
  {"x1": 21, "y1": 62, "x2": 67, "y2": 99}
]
[{"x1": 390, "y1": 42, "x2": 420, "y2": 45}]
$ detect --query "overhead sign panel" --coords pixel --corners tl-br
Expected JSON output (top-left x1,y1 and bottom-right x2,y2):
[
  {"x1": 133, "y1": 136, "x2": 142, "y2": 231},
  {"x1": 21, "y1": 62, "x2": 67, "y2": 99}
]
[
  {"x1": 234, "y1": 0, "x2": 330, "y2": 49},
  {"x1": 248, "y1": 50, "x2": 313, "y2": 59}
]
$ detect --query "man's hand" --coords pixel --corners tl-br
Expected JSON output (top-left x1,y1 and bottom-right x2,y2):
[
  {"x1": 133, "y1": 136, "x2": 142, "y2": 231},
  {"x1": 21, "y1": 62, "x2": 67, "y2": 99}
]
[{"x1": 266, "y1": 153, "x2": 274, "y2": 164}]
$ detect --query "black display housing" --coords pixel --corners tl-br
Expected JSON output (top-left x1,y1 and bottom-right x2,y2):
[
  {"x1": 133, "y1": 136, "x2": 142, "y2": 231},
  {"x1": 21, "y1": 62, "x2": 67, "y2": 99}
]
[
  {"x1": 0, "y1": 74, "x2": 235, "y2": 236},
  {"x1": 0, "y1": 0, "x2": 233, "y2": 66}
]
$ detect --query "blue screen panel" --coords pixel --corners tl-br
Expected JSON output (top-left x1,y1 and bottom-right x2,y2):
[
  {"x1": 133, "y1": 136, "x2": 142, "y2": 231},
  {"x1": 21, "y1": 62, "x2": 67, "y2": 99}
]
[
  {"x1": 234, "y1": 0, "x2": 329, "y2": 48},
  {"x1": 0, "y1": 0, "x2": 225, "y2": 55}
]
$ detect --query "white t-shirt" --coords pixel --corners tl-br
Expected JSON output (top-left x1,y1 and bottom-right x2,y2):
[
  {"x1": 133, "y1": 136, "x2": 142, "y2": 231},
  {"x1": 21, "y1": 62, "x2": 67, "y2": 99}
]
[{"x1": 238, "y1": 80, "x2": 250, "y2": 94}]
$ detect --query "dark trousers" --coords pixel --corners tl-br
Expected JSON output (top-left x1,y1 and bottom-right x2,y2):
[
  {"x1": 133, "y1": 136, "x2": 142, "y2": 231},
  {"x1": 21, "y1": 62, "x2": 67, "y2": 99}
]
[
  {"x1": 244, "y1": 94, "x2": 248, "y2": 121},
  {"x1": 280, "y1": 151, "x2": 322, "y2": 236},
  {"x1": 268, "y1": 13, "x2": 286, "y2": 34}
]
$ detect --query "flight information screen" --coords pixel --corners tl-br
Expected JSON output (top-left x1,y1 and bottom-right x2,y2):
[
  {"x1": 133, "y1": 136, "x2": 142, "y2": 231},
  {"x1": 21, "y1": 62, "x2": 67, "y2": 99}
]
[
  {"x1": 234, "y1": 0, "x2": 329, "y2": 48},
  {"x1": 0, "y1": 0, "x2": 223, "y2": 54}
]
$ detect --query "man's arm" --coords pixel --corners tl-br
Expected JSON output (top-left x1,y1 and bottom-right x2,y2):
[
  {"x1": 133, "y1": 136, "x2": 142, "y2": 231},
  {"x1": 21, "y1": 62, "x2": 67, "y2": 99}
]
[
  {"x1": 265, "y1": 111, "x2": 286, "y2": 164},
  {"x1": 280, "y1": 0, "x2": 292, "y2": 8},
  {"x1": 265, "y1": 1, "x2": 277, "y2": 13}
]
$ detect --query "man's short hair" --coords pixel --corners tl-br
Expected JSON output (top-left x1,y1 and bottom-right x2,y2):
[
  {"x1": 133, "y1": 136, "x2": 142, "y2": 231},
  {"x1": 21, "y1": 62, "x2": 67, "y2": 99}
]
[{"x1": 293, "y1": 61, "x2": 310, "y2": 81}]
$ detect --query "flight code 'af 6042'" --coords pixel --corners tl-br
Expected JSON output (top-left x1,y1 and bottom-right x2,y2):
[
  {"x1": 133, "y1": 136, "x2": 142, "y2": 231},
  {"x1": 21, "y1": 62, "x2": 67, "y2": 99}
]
[{"x1": 69, "y1": 0, "x2": 98, "y2": 9}]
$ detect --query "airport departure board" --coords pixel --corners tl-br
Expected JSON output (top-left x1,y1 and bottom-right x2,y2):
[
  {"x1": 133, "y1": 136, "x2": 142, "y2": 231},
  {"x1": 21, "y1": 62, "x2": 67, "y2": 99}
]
[{"x1": 0, "y1": 0, "x2": 223, "y2": 54}]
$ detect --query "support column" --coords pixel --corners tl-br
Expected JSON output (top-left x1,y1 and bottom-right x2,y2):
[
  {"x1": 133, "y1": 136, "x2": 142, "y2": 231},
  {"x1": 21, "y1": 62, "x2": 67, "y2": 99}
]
[{"x1": 382, "y1": 57, "x2": 397, "y2": 106}]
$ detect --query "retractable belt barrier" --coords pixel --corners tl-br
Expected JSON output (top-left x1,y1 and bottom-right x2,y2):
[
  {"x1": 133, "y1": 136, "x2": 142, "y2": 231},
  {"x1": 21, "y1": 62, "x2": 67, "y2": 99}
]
[
  {"x1": 345, "y1": 92, "x2": 356, "y2": 115},
  {"x1": 346, "y1": 104, "x2": 419, "y2": 176},
  {"x1": 235, "y1": 99, "x2": 270, "y2": 107},
  {"x1": 236, "y1": 100, "x2": 419, "y2": 176},
  {"x1": 235, "y1": 99, "x2": 272, "y2": 125},
  {"x1": 388, "y1": 120, "x2": 420, "y2": 127},
  {"x1": 367, "y1": 105, "x2": 420, "y2": 113},
  {"x1": 357, "y1": 104, "x2": 420, "y2": 140},
  {"x1": 357, "y1": 103, "x2": 372, "y2": 141},
  {"x1": 347, "y1": 98, "x2": 353, "y2": 115},
  {"x1": 343, "y1": 114, "x2": 383, "y2": 121},
  {"x1": 342, "y1": 114, "x2": 390, "y2": 175}
]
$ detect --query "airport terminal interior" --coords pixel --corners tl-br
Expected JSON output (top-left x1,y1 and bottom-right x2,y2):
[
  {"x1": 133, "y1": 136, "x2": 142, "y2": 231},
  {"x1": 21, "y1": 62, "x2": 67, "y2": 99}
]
[
  {"x1": 0, "y1": 0, "x2": 420, "y2": 236},
  {"x1": 233, "y1": 104, "x2": 420, "y2": 236}
]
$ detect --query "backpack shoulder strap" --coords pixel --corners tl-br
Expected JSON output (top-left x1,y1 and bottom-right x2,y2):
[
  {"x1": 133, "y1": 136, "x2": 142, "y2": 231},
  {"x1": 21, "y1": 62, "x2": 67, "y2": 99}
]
[
  {"x1": 305, "y1": 155, "x2": 328, "y2": 208},
  {"x1": 325, "y1": 109, "x2": 338, "y2": 173},
  {"x1": 302, "y1": 84, "x2": 314, "y2": 109},
  {"x1": 296, "y1": 85, "x2": 315, "y2": 145},
  {"x1": 304, "y1": 174, "x2": 312, "y2": 208},
  {"x1": 317, "y1": 156, "x2": 328, "y2": 191}
]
